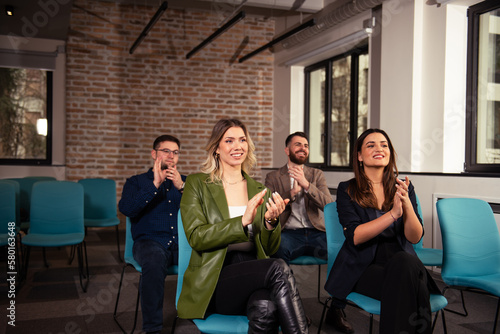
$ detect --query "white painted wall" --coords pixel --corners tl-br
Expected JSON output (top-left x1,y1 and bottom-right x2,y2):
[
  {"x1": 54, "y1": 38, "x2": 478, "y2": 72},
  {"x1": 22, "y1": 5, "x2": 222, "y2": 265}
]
[{"x1": 271, "y1": 0, "x2": 499, "y2": 249}]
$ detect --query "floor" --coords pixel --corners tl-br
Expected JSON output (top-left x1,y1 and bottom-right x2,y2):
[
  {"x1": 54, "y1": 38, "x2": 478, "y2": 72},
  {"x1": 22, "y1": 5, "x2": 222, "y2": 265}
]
[{"x1": 1, "y1": 228, "x2": 498, "y2": 334}]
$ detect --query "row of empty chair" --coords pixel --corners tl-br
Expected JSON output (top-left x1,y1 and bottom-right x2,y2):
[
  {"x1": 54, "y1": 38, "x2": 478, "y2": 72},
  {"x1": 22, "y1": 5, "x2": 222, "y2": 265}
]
[{"x1": 0, "y1": 176, "x2": 122, "y2": 293}]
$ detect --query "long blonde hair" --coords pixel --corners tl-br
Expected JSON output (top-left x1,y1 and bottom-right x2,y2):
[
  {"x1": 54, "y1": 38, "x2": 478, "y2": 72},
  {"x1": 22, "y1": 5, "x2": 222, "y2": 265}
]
[{"x1": 201, "y1": 119, "x2": 257, "y2": 183}]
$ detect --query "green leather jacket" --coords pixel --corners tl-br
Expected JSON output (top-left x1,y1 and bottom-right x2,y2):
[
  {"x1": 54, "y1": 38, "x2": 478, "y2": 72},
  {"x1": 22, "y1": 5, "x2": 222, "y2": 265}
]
[{"x1": 178, "y1": 172, "x2": 281, "y2": 319}]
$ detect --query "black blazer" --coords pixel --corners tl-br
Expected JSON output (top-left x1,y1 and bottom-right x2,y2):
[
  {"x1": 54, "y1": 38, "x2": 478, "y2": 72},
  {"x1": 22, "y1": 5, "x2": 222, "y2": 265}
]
[{"x1": 325, "y1": 179, "x2": 426, "y2": 301}]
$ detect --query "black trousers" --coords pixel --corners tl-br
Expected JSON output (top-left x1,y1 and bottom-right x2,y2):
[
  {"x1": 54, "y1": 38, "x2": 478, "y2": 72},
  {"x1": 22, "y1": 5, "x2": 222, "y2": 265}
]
[
  {"x1": 353, "y1": 251, "x2": 433, "y2": 334},
  {"x1": 209, "y1": 252, "x2": 275, "y2": 315}
]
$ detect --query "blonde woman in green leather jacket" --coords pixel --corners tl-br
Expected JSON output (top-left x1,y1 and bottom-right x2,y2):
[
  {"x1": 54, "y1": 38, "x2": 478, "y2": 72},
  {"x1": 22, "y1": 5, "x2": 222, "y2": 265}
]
[{"x1": 179, "y1": 119, "x2": 309, "y2": 334}]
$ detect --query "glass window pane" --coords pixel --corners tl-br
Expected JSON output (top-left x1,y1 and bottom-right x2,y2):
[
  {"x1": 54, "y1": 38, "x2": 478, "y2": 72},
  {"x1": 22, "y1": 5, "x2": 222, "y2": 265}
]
[
  {"x1": 358, "y1": 53, "x2": 369, "y2": 139},
  {"x1": 0, "y1": 67, "x2": 48, "y2": 160},
  {"x1": 330, "y1": 56, "x2": 351, "y2": 166},
  {"x1": 308, "y1": 68, "x2": 326, "y2": 164},
  {"x1": 476, "y1": 9, "x2": 500, "y2": 164}
]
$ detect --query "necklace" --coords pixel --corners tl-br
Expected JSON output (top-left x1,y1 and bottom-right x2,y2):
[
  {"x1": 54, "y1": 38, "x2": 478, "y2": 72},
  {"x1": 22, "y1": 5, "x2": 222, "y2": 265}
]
[{"x1": 223, "y1": 177, "x2": 245, "y2": 185}]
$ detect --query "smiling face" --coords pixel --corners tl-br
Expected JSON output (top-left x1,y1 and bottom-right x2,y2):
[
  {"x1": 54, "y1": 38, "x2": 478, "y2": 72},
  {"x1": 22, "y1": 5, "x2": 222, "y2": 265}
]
[
  {"x1": 216, "y1": 126, "x2": 248, "y2": 170},
  {"x1": 151, "y1": 140, "x2": 180, "y2": 170},
  {"x1": 286, "y1": 135, "x2": 309, "y2": 165},
  {"x1": 358, "y1": 132, "x2": 390, "y2": 168}
]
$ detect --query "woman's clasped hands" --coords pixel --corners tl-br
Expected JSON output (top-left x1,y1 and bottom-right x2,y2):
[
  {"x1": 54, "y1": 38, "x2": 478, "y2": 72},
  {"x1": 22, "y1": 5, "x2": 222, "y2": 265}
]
[
  {"x1": 242, "y1": 189, "x2": 290, "y2": 227},
  {"x1": 391, "y1": 176, "x2": 411, "y2": 220}
]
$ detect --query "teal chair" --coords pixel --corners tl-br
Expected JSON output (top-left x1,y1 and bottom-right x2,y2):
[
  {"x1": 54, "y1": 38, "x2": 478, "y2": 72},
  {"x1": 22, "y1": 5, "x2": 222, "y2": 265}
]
[
  {"x1": 0, "y1": 179, "x2": 20, "y2": 229},
  {"x1": 78, "y1": 178, "x2": 122, "y2": 262},
  {"x1": 413, "y1": 195, "x2": 443, "y2": 267},
  {"x1": 21, "y1": 181, "x2": 89, "y2": 292},
  {"x1": 0, "y1": 181, "x2": 17, "y2": 247},
  {"x1": 0, "y1": 180, "x2": 23, "y2": 280},
  {"x1": 289, "y1": 255, "x2": 328, "y2": 304},
  {"x1": 5, "y1": 176, "x2": 55, "y2": 231},
  {"x1": 437, "y1": 197, "x2": 500, "y2": 333},
  {"x1": 113, "y1": 216, "x2": 178, "y2": 333},
  {"x1": 318, "y1": 202, "x2": 448, "y2": 334},
  {"x1": 172, "y1": 211, "x2": 249, "y2": 334}
]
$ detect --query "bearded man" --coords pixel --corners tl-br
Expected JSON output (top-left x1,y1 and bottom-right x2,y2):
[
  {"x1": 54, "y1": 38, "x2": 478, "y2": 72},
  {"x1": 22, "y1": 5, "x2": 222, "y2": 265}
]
[{"x1": 265, "y1": 132, "x2": 333, "y2": 264}]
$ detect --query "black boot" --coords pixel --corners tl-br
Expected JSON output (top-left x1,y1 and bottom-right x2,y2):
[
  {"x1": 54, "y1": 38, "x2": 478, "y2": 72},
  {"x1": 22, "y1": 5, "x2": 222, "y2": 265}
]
[
  {"x1": 326, "y1": 307, "x2": 354, "y2": 333},
  {"x1": 265, "y1": 259, "x2": 308, "y2": 334},
  {"x1": 247, "y1": 289, "x2": 279, "y2": 334}
]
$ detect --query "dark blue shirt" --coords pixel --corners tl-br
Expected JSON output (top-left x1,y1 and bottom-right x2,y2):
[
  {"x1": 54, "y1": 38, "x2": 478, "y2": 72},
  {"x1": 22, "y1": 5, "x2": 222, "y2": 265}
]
[{"x1": 119, "y1": 168, "x2": 185, "y2": 254}]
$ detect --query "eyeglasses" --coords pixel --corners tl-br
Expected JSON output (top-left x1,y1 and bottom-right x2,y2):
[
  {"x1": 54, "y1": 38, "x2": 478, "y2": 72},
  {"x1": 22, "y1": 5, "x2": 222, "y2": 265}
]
[{"x1": 156, "y1": 149, "x2": 180, "y2": 156}]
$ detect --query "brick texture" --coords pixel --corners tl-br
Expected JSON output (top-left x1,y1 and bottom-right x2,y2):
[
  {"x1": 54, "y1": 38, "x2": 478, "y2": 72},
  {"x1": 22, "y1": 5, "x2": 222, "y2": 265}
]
[{"x1": 66, "y1": 0, "x2": 276, "y2": 203}]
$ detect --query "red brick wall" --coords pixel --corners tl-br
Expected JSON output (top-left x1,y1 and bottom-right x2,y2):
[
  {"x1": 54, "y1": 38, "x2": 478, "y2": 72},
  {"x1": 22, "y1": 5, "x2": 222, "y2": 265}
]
[{"x1": 66, "y1": 0, "x2": 275, "y2": 199}]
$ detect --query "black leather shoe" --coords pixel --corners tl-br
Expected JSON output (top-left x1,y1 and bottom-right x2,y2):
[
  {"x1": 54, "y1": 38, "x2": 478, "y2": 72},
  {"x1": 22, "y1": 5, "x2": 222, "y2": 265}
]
[{"x1": 325, "y1": 307, "x2": 354, "y2": 333}]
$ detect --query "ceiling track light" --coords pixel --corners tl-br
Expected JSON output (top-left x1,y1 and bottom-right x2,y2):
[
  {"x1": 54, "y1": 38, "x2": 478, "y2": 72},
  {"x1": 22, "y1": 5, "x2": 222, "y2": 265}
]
[
  {"x1": 238, "y1": 18, "x2": 316, "y2": 63},
  {"x1": 186, "y1": 11, "x2": 246, "y2": 60},
  {"x1": 5, "y1": 5, "x2": 14, "y2": 16},
  {"x1": 129, "y1": 1, "x2": 168, "y2": 55}
]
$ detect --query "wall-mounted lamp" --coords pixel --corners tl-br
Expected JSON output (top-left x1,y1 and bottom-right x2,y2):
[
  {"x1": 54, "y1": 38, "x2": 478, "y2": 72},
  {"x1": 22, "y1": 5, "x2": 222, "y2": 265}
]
[
  {"x1": 129, "y1": 1, "x2": 168, "y2": 54},
  {"x1": 363, "y1": 17, "x2": 376, "y2": 34},
  {"x1": 186, "y1": 11, "x2": 246, "y2": 59},
  {"x1": 5, "y1": 5, "x2": 14, "y2": 16},
  {"x1": 238, "y1": 18, "x2": 316, "y2": 63},
  {"x1": 37, "y1": 118, "x2": 48, "y2": 136}
]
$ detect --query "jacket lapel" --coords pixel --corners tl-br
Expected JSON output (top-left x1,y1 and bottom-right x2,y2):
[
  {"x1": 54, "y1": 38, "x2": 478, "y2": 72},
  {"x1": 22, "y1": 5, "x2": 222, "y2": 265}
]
[{"x1": 206, "y1": 181, "x2": 229, "y2": 220}]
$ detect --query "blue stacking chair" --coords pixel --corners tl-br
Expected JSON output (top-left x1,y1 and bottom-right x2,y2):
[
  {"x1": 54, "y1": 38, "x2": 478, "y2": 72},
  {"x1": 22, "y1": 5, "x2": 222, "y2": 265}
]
[
  {"x1": 290, "y1": 255, "x2": 328, "y2": 304},
  {"x1": 21, "y1": 181, "x2": 89, "y2": 292},
  {"x1": 5, "y1": 176, "x2": 55, "y2": 232},
  {"x1": 78, "y1": 178, "x2": 122, "y2": 262},
  {"x1": 172, "y1": 211, "x2": 249, "y2": 334},
  {"x1": 113, "y1": 216, "x2": 178, "y2": 333},
  {"x1": 318, "y1": 202, "x2": 448, "y2": 334},
  {"x1": 437, "y1": 197, "x2": 500, "y2": 333},
  {"x1": 0, "y1": 181, "x2": 17, "y2": 248},
  {"x1": 413, "y1": 195, "x2": 443, "y2": 267}
]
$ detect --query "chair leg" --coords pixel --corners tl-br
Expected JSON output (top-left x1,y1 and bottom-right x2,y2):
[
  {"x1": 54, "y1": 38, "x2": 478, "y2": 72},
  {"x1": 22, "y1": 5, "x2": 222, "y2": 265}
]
[
  {"x1": 42, "y1": 247, "x2": 50, "y2": 267},
  {"x1": 369, "y1": 313, "x2": 373, "y2": 334},
  {"x1": 21, "y1": 246, "x2": 31, "y2": 282},
  {"x1": 493, "y1": 297, "x2": 500, "y2": 334},
  {"x1": 115, "y1": 225, "x2": 123, "y2": 262},
  {"x1": 131, "y1": 275, "x2": 141, "y2": 333},
  {"x1": 443, "y1": 286, "x2": 468, "y2": 317},
  {"x1": 317, "y1": 264, "x2": 322, "y2": 304},
  {"x1": 68, "y1": 245, "x2": 76, "y2": 265},
  {"x1": 171, "y1": 316, "x2": 178, "y2": 334},
  {"x1": 77, "y1": 242, "x2": 90, "y2": 292},
  {"x1": 317, "y1": 296, "x2": 332, "y2": 334},
  {"x1": 113, "y1": 264, "x2": 141, "y2": 334}
]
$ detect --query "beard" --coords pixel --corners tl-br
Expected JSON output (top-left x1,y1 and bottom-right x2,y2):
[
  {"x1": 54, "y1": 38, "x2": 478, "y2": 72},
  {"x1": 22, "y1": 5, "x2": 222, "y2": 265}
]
[
  {"x1": 289, "y1": 150, "x2": 308, "y2": 164},
  {"x1": 161, "y1": 161, "x2": 174, "y2": 170}
]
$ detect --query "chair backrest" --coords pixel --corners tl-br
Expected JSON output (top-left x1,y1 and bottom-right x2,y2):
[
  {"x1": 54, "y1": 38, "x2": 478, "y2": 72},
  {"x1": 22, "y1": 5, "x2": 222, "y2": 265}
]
[
  {"x1": 323, "y1": 202, "x2": 345, "y2": 276},
  {"x1": 0, "y1": 182, "x2": 16, "y2": 235},
  {"x1": 0, "y1": 180, "x2": 20, "y2": 228},
  {"x1": 437, "y1": 197, "x2": 500, "y2": 278},
  {"x1": 78, "y1": 178, "x2": 117, "y2": 219},
  {"x1": 30, "y1": 181, "x2": 84, "y2": 235},
  {"x1": 176, "y1": 211, "x2": 192, "y2": 307},
  {"x1": 6, "y1": 177, "x2": 55, "y2": 222},
  {"x1": 413, "y1": 194, "x2": 424, "y2": 250}
]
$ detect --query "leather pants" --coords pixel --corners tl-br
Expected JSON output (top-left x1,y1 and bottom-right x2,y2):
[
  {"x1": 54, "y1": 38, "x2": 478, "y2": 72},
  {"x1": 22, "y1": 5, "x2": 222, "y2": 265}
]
[{"x1": 265, "y1": 259, "x2": 308, "y2": 334}]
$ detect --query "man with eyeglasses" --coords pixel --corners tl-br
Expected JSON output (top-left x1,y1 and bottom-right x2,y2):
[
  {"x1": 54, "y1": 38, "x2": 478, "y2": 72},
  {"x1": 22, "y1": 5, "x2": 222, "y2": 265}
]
[{"x1": 119, "y1": 135, "x2": 186, "y2": 334}]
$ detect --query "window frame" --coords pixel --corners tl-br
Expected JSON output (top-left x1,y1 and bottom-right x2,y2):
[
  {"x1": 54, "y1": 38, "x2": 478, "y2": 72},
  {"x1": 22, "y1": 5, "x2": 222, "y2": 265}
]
[
  {"x1": 304, "y1": 43, "x2": 369, "y2": 170},
  {"x1": 0, "y1": 69, "x2": 53, "y2": 166},
  {"x1": 465, "y1": 0, "x2": 500, "y2": 173}
]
